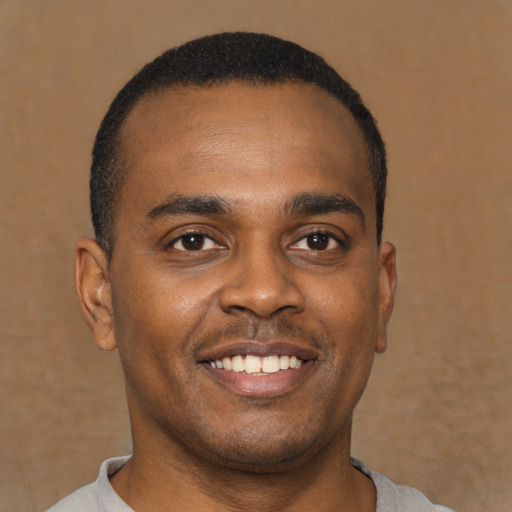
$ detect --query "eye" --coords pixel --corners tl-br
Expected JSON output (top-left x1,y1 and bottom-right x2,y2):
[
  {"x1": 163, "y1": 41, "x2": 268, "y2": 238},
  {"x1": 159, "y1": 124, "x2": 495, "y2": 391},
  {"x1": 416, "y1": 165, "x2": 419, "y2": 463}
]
[
  {"x1": 291, "y1": 231, "x2": 342, "y2": 251},
  {"x1": 170, "y1": 233, "x2": 221, "y2": 251}
]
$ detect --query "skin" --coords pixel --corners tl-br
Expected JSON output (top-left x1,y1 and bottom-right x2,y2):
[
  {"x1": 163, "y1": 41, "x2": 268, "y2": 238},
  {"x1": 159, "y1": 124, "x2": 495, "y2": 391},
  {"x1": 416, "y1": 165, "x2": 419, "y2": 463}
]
[{"x1": 75, "y1": 82, "x2": 397, "y2": 512}]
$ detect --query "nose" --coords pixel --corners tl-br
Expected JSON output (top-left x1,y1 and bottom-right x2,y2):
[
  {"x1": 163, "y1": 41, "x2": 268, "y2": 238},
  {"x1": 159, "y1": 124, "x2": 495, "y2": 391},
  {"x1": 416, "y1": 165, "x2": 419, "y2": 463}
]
[{"x1": 219, "y1": 246, "x2": 305, "y2": 318}]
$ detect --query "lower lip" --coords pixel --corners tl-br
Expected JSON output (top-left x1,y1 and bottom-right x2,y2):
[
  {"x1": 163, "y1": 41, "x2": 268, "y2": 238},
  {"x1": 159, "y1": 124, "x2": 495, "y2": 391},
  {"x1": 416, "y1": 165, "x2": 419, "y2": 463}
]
[{"x1": 202, "y1": 361, "x2": 315, "y2": 398}]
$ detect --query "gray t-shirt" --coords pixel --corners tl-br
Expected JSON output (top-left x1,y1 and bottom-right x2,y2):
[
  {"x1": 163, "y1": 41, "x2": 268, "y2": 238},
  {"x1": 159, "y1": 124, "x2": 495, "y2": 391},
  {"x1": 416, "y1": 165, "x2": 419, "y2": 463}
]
[{"x1": 46, "y1": 456, "x2": 455, "y2": 512}]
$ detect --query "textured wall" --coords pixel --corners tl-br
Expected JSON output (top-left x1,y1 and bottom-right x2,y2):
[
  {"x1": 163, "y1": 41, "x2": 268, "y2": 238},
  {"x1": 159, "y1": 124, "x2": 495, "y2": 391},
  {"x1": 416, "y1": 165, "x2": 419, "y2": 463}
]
[{"x1": 1, "y1": 2, "x2": 510, "y2": 511}]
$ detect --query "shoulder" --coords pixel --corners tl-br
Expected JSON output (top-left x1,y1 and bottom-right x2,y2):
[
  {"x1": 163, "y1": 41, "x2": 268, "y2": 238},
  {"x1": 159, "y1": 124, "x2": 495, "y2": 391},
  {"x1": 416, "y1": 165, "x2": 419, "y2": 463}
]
[
  {"x1": 45, "y1": 456, "x2": 133, "y2": 512},
  {"x1": 351, "y1": 458, "x2": 456, "y2": 512},
  {"x1": 45, "y1": 481, "x2": 100, "y2": 512}
]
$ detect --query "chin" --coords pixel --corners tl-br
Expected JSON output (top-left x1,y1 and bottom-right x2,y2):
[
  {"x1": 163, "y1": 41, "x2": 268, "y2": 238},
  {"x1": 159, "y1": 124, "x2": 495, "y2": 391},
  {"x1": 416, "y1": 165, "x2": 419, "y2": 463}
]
[
  {"x1": 209, "y1": 446, "x2": 316, "y2": 474},
  {"x1": 184, "y1": 421, "x2": 328, "y2": 474}
]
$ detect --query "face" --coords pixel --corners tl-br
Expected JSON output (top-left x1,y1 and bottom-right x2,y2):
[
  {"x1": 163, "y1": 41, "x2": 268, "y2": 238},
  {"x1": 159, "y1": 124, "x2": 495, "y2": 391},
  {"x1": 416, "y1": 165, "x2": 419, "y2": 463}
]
[{"x1": 77, "y1": 82, "x2": 396, "y2": 471}]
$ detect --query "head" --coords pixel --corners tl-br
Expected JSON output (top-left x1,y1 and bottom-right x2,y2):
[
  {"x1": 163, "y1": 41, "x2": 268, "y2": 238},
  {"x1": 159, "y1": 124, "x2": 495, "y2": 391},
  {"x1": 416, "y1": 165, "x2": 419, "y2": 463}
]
[
  {"x1": 76, "y1": 33, "x2": 396, "y2": 474},
  {"x1": 91, "y1": 32, "x2": 387, "y2": 260}
]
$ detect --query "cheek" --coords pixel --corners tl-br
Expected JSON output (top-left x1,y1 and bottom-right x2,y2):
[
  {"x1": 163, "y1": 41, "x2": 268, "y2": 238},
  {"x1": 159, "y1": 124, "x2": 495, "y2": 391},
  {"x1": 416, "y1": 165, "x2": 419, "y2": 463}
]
[
  {"x1": 310, "y1": 269, "x2": 379, "y2": 335},
  {"x1": 110, "y1": 264, "x2": 220, "y2": 372},
  {"x1": 115, "y1": 260, "x2": 215, "y2": 324},
  {"x1": 110, "y1": 272, "x2": 216, "y2": 415},
  {"x1": 307, "y1": 269, "x2": 380, "y2": 391}
]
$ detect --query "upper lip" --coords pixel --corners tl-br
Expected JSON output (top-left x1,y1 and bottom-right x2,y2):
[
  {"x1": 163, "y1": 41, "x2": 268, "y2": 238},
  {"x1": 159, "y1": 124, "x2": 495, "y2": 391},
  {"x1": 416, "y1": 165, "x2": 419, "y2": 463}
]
[{"x1": 196, "y1": 340, "x2": 321, "y2": 363}]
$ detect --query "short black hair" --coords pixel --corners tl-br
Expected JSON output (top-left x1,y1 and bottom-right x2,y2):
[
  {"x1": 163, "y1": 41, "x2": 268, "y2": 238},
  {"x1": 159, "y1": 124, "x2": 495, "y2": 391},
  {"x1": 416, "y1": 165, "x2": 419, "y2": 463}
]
[{"x1": 91, "y1": 32, "x2": 387, "y2": 258}]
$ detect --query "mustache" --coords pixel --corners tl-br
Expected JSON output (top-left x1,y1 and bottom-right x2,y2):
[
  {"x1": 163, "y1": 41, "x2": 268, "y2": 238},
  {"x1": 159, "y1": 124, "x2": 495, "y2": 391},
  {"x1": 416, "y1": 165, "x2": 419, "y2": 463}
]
[{"x1": 193, "y1": 317, "x2": 325, "y2": 350}]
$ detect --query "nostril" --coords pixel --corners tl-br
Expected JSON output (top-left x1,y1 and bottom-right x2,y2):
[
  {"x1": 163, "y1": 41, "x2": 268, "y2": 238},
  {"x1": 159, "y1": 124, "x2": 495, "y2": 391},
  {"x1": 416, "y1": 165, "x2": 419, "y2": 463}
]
[
  {"x1": 219, "y1": 287, "x2": 305, "y2": 318},
  {"x1": 217, "y1": 255, "x2": 305, "y2": 317}
]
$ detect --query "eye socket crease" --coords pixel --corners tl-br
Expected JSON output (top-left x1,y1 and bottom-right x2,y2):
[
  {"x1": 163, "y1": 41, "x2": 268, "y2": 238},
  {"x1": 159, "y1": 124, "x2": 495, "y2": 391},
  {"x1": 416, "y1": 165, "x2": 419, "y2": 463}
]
[{"x1": 152, "y1": 193, "x2": 360, "y2": 255}]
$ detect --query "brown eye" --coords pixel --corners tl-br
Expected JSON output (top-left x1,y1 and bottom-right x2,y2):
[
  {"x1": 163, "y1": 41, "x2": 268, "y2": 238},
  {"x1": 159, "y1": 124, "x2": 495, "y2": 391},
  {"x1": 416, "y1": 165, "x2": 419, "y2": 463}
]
[
  {"x1": 306, "y1": 233, "x2": 330, "y2": 250},
  {"x1": 181, "y1": 234, "x2": 205, "y2": 250},
  {"x1": 290, "y1": 231, "x2": 342, "y2": 252},
  {"x1": 172, "y1": 234, "x2": 219, "y2": 251}
]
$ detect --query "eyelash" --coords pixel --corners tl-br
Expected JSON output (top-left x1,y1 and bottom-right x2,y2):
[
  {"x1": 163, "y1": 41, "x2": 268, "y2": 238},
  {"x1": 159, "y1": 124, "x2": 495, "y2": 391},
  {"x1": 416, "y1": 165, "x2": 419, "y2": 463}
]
[
  {"x1": 167, "y1": 230, "x2": 222, "y2": 251},
  {"x1": 166, "y1": 228, "x2": 346, "y2": 252},
  {"x1": 291, "y1": 229, "x2": 346, "y2": 251}
]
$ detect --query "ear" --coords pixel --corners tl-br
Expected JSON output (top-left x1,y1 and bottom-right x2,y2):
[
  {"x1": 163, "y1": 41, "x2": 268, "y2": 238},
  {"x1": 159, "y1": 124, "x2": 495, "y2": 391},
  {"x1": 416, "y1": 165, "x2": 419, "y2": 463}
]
[
  {"x1": 75, "y1": 238, "x2": 117, "y2": 351},
  {"x1": 375, "y1": 241, "x2": 397, "y2": 354}
]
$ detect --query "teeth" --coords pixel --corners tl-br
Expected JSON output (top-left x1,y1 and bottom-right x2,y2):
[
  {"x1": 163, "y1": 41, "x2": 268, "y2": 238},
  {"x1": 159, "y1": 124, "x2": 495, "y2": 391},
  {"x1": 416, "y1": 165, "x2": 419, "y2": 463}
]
[
  {"x1": 244, "y1": 355, "x2": 262, "y2": 374},
  {"x1": 208, "y1": 354, "x2": 303, "y2": 374},
  {"x1": 262, "y1": 355, "x2": 280, "y2": 373},
  {"x1": 290, "y1": 356, "x2": 301, "y2": 369},
  {"x1": 232, "y1": 355, "x2": 245, "y2": 372}
]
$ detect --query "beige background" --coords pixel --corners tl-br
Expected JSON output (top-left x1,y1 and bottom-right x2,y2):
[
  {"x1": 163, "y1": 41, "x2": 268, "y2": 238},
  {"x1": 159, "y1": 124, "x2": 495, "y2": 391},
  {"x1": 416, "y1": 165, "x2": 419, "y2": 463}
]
[{"x1": 1, "y1": 1, "x2": 510, "y2": 511}]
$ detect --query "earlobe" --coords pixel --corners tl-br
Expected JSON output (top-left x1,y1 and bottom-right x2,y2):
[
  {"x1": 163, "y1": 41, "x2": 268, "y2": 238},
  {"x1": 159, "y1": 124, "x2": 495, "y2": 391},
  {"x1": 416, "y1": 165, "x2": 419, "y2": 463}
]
[
  {"x1": 375, "y1": 242, "x2": 397, "y2": 354},
  {"x1": 75, "y1": 238, "x2": 117, "y2": 351}
]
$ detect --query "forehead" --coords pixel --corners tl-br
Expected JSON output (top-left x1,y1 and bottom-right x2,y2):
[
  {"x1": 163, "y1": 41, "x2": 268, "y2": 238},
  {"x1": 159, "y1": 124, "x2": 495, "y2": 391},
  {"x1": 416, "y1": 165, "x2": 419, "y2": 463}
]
[
  {"x1": 116, "y1": 82, "x2": 373, "y2": 222},
  {"x1": 120, "y1": 82, "x2": 366, "y2": 165}
]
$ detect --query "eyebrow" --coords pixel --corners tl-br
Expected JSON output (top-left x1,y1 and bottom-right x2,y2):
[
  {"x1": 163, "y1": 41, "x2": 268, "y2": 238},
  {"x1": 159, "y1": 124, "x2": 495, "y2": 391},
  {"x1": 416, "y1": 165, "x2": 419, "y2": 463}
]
[
  {"x1": 286, "y1": 193, "x2": 365, "y2": 224},
  {"x1": 145, "y1": 192, "x2": 364, "y2": 225},
  {"x1": 147, "y1": 195, "x2": 231, "y2": 220}
]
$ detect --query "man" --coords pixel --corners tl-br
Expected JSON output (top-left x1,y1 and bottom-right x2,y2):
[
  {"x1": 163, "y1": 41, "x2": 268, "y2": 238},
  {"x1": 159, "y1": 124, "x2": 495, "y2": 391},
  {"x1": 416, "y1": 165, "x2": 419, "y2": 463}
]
[{"x1": 47, "y1": 33, "x2": 454, "y2": 511}]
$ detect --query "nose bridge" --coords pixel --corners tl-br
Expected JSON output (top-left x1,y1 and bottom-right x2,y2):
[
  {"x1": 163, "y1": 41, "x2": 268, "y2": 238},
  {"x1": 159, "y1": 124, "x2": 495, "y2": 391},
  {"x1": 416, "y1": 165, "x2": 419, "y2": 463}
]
[{"x1": 219, "y1": 236, "x2": 304, "y2": 318}]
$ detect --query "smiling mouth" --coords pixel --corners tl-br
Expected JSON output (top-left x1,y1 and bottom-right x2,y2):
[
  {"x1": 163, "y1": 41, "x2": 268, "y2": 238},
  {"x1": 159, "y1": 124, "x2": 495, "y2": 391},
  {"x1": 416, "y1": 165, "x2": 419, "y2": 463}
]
[
  {"x1": 198, "y1": 340, "x2": 319, "y2": 396},
  {"x1": 206, "y1": 354, "x2": 304, "y2": 375}
]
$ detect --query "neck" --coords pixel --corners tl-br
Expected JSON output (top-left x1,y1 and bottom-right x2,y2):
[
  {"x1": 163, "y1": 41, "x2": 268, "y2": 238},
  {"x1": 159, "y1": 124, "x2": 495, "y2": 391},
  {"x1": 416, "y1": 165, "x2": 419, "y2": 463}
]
[{"x1": 110, "y1": 421, "x2": 376, "y2": 512}]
